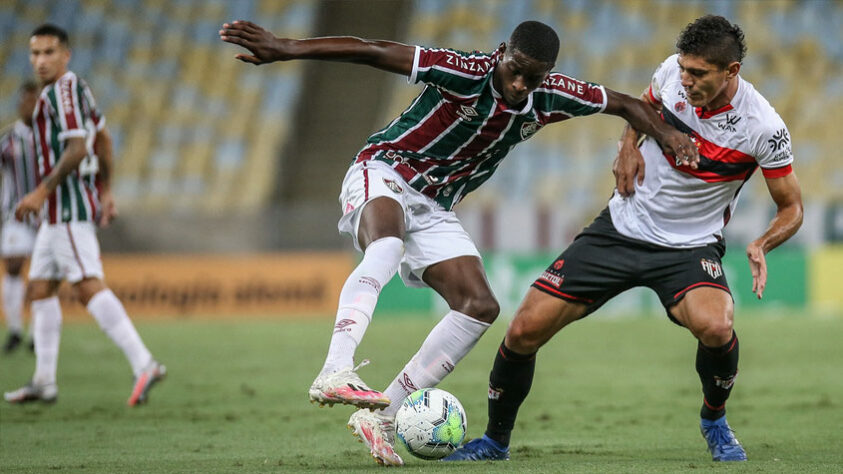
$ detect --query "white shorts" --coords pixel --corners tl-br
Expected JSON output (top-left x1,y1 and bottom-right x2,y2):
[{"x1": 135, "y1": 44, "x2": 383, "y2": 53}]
[
  {"x1": 1, "y1": 219, "x2": 37, "y2": 257},
  {"x1": 29, "y1": 221, "x2": 104, "y2": 283},
  {"x1": 338, "y1": 160, "x2": 481, "y2": 288}
]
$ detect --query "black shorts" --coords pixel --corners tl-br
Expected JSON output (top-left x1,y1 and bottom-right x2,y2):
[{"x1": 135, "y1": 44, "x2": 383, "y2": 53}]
[{"x1": 531, "y1": 208, "x2": 731, "y2": 323}]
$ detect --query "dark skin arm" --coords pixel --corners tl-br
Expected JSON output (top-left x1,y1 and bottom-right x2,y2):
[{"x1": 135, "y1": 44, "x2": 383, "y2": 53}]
[
  {"x1": 94, "y1": 127, "x2": 118, "y2": 227},
  {"x1": 614, "y1": 90, "x2": 656, "y2": 197},
  {"x1": 219, "y1": 20, "x2": 415, "y2": 75},
  {"x1": 16, "y1": 136, "x2": 86, "y2": 221},
  {"x1": 605, "y1": 88, "x2": 698, "y2": 194},
  {"x1": 747, "y1": 173, "x2": 803, "y2": 299}
]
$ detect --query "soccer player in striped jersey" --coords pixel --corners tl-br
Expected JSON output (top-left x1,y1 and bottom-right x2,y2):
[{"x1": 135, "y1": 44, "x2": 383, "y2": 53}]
[
  {"x1": 0, "y1": 81, "x2": 40, "y2": 353},
  {"x1": 221, "y1": 19, "x2": 698, "y2": 466},
  {"x1": 446, "y1": 16, "x2": 802, "y2": 463},
  {"x1": 4, "y1": 24, "x2": 165, "y2": 406}
]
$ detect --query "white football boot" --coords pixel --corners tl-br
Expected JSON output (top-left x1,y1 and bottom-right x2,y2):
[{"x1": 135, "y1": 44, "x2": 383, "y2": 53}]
[
  {"x1": 348, "y1": 409, "x2": 404, "y2": 466},
  {"x1": 309, "y1": 359, "x2": 390, "y2": 410},
  {"x1": 4, "y1": 381, "x2": 58, "y2": 404}
]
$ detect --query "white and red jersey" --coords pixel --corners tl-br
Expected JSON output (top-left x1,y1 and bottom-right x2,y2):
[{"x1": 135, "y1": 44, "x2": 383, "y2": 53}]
[
  {"x1": 32, "y1": 70, "x2": 104, "y2": 224},
  {"x1": 609, "y1": 54, "x2": 794, "y2": 248},
  {"x1": 355, "y1": 46, "x2": 607, "y2": 210}
]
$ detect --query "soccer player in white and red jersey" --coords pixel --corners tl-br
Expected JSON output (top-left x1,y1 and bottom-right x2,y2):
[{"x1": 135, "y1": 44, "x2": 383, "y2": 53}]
[
  {"x1": 220, "y1": 20, "x2": 699, "y2": 466},
  {"x1": 4, "y1": 24, "x2": 165, "y2": 406},
  {"x1": 0, "y1": 81, "x2": 40, "y2": 353},
  {"x1": 447, "y1": 16, "x2": 802, "y2": 463}
]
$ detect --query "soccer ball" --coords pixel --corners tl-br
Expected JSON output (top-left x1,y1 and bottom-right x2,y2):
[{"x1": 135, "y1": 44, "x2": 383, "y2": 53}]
[{"x1": 395, "y1": 388, "x2": 467, "y2": 460}]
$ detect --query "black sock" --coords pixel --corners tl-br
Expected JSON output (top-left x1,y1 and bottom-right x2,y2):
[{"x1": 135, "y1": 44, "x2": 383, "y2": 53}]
[
  {"x1": 696, "y1": 331, "x2": 739, "y2": 420},
  {"x1": 485, "y1": 340, "x2": 536, "y2": 446}
]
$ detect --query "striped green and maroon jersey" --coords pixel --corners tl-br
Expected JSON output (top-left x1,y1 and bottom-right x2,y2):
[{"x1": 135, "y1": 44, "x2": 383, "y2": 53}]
[
  {"x1": 32, "y1": 71, "x2": 105, "y2": 224},
  {"x1": 354, "y1": 46, "x2": 607, "y2": 210},
  {"x1": 0, "y1": 120, "x2": 39, "y2": 225}
]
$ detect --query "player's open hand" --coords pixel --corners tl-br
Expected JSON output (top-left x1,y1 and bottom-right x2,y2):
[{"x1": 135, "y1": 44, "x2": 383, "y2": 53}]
[
  {"x1": 219, "y1": 20, "x2": 290, "y2": 64},
  {"x1": 613, "y1": 140, "x2": 645, "y2": 197},
  {"x1": 661, "y1": 130, "x2": 700, "y2": 169},
  {"x1": 98, "y1": 189, "x2": 118, "y2": 228},
  {"x1": 15, "y1": 186, "x2": 48, "y2": 222},
  {"x1": 746, "y1": 241, "x2": 767, "y2": 299}
]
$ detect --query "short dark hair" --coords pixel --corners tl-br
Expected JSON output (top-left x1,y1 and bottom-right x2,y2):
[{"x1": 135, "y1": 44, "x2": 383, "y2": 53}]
[
  {"x1": 31, "y1": 23, "x2": 70, "y2": 47},
  {"x1": 676, "y1": 15, "x2": 746, "y2": 69},
  {"x1": 509, "y1": 20, "x2": 559, "y2": 65},
  {"x1": 19, "y1": 80, "x2": 39, "y2": 94}
]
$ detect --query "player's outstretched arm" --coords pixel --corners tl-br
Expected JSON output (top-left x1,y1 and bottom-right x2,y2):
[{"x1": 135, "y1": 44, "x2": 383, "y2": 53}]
[
  {"x1": 746, "y1": 173, "x2": 803, "y2": 299},
  {"x1": 603, "y1": 88, "x2": 699, "y2": 169},
  {"x1": 613, "y1": 89, "x2": 658, "y2": 197},
  {"x1": 219, "y1": 20, "x2": 415, "y2": 76}
]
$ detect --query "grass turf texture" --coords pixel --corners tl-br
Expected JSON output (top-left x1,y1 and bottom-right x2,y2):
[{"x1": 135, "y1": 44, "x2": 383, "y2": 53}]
[{"x1": 1, "y1": 314, "x2": 841, "y2": 473}]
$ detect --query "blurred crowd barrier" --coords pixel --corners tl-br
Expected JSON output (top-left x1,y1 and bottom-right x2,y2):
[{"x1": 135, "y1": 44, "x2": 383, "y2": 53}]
[{"x1": 1, "y1": 0, "x2": 841, "y2": 250}]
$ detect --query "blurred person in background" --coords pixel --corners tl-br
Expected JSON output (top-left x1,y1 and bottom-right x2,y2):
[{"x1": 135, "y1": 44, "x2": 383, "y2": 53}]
[
  {"x1": 221, "y1": 19, "x2": 698, "y2": 466},
  {"x1": 4, "y1": 24, "x2": 166, "y2": 406},
  {"x1": 0, "y1": 81, "x2": 40, "y2": 354},
  {"x1": 446, "y1": 15, "x2": 802, "y2": 463}
]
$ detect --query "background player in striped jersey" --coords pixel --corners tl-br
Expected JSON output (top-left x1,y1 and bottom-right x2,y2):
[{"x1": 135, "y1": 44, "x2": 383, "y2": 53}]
[
  {"x1": 0, "y1": 81, "x2": 40, "y2": 353},
  {"x1": 221, "y1": 19, "x2": 698, "y2": 466},
  {"x1": 446, "y1": 15, "x2": 803, "y2": 463},
  {"x1": 4, "y1": 24, "x2": 165, "y2": 406}
]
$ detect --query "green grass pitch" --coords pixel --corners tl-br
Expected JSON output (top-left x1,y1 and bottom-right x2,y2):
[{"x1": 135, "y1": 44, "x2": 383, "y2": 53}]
[{"x1": 1, "y1": 313, "x2": 841, "y2": 473}]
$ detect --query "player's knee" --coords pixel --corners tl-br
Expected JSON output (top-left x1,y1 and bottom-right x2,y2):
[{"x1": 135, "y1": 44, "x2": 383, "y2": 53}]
[
  {"x1": 454, "y1": 293, "x2": 500, "y2": 324},
  {"x1": 696, "y1": 316, "x2": 734, "y2": 347},
  {"x1": 505, "y1": 317, "x2": 542, "y2": 353}
]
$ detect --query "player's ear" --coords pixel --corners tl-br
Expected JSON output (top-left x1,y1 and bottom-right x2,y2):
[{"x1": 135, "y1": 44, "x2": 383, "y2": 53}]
[
  {"x1": 726, "y1": 61, "x2": 740, "y2": 80},
  {"x1": 498, "y1": 42, "x2": 506, "y2": 54}
]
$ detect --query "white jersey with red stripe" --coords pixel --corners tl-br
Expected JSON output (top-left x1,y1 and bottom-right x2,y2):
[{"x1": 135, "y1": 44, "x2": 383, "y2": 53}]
[{"x1": 609, "y1": 54, "x2": 794, "y2": 248}]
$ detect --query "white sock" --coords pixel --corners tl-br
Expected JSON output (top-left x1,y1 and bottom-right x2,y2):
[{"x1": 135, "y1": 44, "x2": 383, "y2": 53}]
[
  {"x1": 380, "y1": 310, "x2": 490, "y2": 417},
  {"x1": 2, "y1": 274, "x2": 25, "y2": 333},
  {"x1": 87, "y1": 289, "x2": 152, "y2": 375},
  {"x1": 321, "y1": 236, "x2": 404, "y2": 374},
  {"x1": 32, "y1": 296, "x2": 62, "y2": 386}
]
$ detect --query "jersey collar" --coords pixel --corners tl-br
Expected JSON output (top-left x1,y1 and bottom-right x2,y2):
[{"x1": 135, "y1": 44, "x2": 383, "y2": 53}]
[{"x1": 694, "y1": 76, "x2": 742, "y2": 119}]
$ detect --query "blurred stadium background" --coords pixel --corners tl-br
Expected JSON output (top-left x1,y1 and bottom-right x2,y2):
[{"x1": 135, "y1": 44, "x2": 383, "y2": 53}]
[{"x1": 0, "y1": 0, "x2": 841, "y2": 319}]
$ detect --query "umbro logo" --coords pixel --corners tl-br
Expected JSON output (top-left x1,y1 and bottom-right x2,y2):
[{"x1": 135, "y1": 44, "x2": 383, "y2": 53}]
[
  {"x1": 456, "y1": 105, "x2": 478, "y2": 121},
  {"x1": 398, "y1": 373, "x2": 419, "y2": 393},
  {"x1": 334, "y1": 319, "x2": 357, "y2": 329}
]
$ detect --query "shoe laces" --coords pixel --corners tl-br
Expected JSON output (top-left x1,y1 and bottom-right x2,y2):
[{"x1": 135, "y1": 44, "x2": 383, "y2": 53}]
[{"x1": 706, "y1": 423, "x2": 739, "y2": 446}]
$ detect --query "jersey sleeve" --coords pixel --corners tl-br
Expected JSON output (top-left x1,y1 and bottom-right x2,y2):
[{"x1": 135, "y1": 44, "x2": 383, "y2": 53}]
[
  {"x1": 408, "y1": 46, "x2": 494, "y2": 97},
  {"x1": 753, "y1": 114, "x2": 794, "y2": 178},
  {"x1": 79, "y1": 79, "x2": 106, "y2": 132},
  {"x1": 55, "y1": 73, "x2": 89, "y2": 141},
  {"x1": 647, "y1": 54, "x2": 679, "y2": 105},
  {"x1": 535, "y1": 73, "x2": 607, "y2": 122}
]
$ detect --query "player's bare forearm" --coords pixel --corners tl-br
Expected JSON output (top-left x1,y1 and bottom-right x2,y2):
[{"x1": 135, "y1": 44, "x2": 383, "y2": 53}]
[
  {"x1": 604, "y1": 89, "x2": 697, "y2": 166},
  {"x1": 41, "y1": 136, "x2": 87, "y2": 194},
  {"x1": 752, "y1": 173, "x2": 803, "y2": 253},
  {"x1": 94, "y1": 128, "x2": 113, "y2": 190},
  {"x1": 219, "y1": 20, "x2": 414, "y2": 75}
]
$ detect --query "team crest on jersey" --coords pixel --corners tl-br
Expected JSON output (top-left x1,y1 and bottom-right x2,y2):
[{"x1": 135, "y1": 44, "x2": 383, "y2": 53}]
[
  {"x1": 520, "y1": 121, "x2": 539, "y2": 139},
  {"x1": 700, "y1": 258, "x2": 723, "y2": 279},
  {"x1": 383, "y1": 178, "x2": 403, "y2": 194},
  {"x1": 553, "y1": 259, "x2": 565, "y2": 270},
  {"x1": 674, "y1": 101, "x2": 687, "y2": 113},
  {"x1": 456, "y1": 105, "x2": 478, "y2": 121}
]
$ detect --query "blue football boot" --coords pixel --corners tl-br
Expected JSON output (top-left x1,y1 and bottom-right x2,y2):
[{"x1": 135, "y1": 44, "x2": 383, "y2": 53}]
[
  {"x1": 700, "y1": 416, "x2": 747, "y2": 461},
  {"x1": 442, "y1": 435, "x2": 510, "y2": 461}
]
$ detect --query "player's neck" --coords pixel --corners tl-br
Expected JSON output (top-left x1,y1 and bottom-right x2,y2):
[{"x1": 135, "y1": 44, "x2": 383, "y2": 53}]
[{"x1": 704, "y1": 75, "x2": 739, "y2": 112}]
